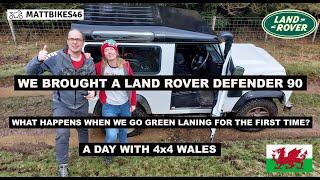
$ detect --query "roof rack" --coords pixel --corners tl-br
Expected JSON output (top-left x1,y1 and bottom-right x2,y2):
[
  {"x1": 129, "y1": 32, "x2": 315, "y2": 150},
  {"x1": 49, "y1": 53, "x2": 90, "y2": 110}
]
[
  {"x1": 81, "y1": 3, "x2": 161, "y2": 26},
  {"x1": 72, "y1": 4, "x2": 219, "y2": 43}
]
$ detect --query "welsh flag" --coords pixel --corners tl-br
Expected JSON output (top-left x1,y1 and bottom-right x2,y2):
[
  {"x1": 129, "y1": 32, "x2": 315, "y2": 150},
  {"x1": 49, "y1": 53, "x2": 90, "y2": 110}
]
[{"x1": 266, "y1": 144, "x2": 312, "y2": 173}]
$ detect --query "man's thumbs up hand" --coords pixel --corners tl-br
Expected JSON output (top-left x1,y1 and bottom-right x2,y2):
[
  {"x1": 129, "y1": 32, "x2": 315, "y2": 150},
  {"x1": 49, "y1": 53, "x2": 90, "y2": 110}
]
[
  {"x1": 43, "y1": 45, "x2": 48, "y2": 52},
  {"x1": 38, "y1": 45, "x2": 48, "y2": 62}
]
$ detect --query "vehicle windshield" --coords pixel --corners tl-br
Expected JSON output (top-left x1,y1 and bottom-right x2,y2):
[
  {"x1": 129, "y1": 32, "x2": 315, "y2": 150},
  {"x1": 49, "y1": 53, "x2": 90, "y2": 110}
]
[{"x1": 207, "y1": 44, "x2": 224, "y2": 64}]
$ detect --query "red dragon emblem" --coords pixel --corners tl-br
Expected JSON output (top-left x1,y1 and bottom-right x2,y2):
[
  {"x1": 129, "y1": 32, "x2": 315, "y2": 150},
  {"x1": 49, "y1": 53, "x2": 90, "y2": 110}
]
[{"x1": 272, "y1": 147, "x2": 308, "y2": 169}]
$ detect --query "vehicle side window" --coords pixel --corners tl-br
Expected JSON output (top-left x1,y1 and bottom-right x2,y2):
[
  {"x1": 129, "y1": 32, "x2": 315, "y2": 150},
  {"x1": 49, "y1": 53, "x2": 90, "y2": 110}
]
[
  {"x1": 118, "y1": 45, "x2": 161, "y2": 74},
  {"x1": 84, "y1": 44, "x2": 161, "y2": 74}
]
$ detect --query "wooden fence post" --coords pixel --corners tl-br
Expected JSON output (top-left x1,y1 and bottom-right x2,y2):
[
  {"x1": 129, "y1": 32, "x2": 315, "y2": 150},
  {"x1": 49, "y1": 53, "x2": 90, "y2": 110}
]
[
  {"x1": 312, "y1": 19, "x2": 320, "y2": 43},
  {"x1": 212, "y1": 16, "x2": 216, "y2": 31},
  {"x1": 7, "y1": 19, "x2": 17, "y2": 45}
]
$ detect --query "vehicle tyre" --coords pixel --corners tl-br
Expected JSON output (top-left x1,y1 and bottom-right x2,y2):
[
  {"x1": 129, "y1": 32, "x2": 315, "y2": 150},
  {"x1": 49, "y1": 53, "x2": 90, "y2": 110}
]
[
  {"x1": 92, "y1": 101, "x2": 106, "y2": 135},
  {"x1": 127, "y1": 104, "x2": 146, "y2": 137},
  {"x1": 235, "y1": 99, "x2": 278, "y2": 132}
]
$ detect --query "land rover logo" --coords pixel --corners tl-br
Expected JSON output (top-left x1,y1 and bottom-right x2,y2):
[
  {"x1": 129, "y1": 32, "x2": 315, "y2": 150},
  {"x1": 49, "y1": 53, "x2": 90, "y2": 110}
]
[{"x1": 262, "y1": 9, "x2": 318, "y2": 39}]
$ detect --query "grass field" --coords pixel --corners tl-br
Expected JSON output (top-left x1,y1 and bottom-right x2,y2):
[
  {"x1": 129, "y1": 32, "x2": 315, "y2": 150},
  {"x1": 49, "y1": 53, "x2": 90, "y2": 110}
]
[
  {"x1": 252, "y1": 38, "x2": 320, "y2": 79},
  {"x1": 0, "y1": 138, "x2": 319, "y2": 176},
  {"x1": 0, "y1": 92, "x2": 319, "y2": 176}
]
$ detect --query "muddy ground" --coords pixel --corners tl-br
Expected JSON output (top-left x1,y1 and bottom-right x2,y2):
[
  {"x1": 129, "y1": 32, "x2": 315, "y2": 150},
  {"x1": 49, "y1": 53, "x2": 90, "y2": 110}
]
[
  {"x1": 1, "y1": 126, "x2": 320, "y2": 155},
  {"x1": 0, "y1": 55, "x2": 27, "y2": 66},
  {"x1": 0, "y1": 58, "x2": 319, "y2": 155},
  {"x1": 0, "y1": 92, "x2": 319, "y2": 155}
]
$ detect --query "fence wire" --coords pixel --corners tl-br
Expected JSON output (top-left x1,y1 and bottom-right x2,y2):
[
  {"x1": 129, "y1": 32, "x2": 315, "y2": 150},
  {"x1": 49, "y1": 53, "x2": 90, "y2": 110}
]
[
  {"x1": 210, "y1": 17, "x2": 320, "y2": 42},
  {"x1": 0, "y1": 14, "x2": 319, "y2": 79},
  {"x1": 0, "y1": 14, "x2": 319, "y2": 46}
]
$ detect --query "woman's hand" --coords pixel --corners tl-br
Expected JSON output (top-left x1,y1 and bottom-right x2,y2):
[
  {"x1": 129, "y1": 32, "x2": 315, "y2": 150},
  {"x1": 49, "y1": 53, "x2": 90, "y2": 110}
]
[
  {"x1": 130, "y1": 105, "x2": 136, "y2": 112},
  {"x1": 84, "y1": 52, "x2": 92, "y2": 59},
  {"x1": 84, "y1": 91, "x2": 95, "y2": 100}
]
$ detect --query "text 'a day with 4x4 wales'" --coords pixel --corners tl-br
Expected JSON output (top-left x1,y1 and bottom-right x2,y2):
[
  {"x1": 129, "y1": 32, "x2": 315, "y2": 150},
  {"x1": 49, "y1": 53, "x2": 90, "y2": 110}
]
[{"x1": 1, "y1": 3, "x2": 319, "y2": 177}]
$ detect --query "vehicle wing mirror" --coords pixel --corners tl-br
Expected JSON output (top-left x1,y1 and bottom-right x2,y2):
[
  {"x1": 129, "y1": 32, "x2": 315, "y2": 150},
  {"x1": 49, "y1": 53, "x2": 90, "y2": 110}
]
[
  {"x1": 233, "y1": 66, "x2": 245, "y2": 76},
  {"x1": 219, "y1": 31, "x2": 234, "y2": 59}
]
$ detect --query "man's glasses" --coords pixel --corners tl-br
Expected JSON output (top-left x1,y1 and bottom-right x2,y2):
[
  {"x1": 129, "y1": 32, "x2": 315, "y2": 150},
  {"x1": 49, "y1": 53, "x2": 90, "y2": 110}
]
[{"x1": 67, "y1": 38, "x2": 83, "y2": 43}]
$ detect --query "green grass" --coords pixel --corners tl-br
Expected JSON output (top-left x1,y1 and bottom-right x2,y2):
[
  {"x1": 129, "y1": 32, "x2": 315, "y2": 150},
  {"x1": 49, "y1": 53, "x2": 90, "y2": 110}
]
[
  {"x1": 282, "y1": 61, "x2": 320, "y2": 78},
  {"x1": 0, "y1": 40, "x2": 64, "y2": 60},
  {"x1": 290, "y1": 93, "x2": 320, "y2": 108},
  {"x1": 237, "y1": 39, "x2": 320, "y2": 78},
  {"x1": 0, "y1": 96, "x2": 51, "y2": 111},
  {"x1": 0, "y1": 138, "x2": 319, "y2": 177},
  {"x1": 0, "y1": 93, "x2": 319, "y2": 176},
  {"x1": 0, "y1": 40, "x2": 62, "y2": 79},
  {"x1": 0, "y1": 96, "x2": 51, "y2": 128},
  {"x1": 249, "y1": 38, "x2": 320, "y2": 63},
  {"x1": 0, "y1": 63, "x2": 26, "y2": 79},
  {"x1": 0, "y1": 63, "x2": 52, "y2": 79}
]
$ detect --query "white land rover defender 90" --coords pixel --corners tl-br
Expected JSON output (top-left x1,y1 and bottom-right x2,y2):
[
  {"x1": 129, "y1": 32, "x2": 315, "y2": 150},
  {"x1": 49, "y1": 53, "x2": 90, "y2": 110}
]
[{"x1": 73, "y1": 4, "x2": 293, "y2": 137}]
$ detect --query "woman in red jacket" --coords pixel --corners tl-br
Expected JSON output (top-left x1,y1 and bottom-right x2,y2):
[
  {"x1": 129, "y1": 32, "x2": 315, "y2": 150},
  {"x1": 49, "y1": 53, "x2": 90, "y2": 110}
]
[{"x1": 95, "y1": 39, "x2": 137, "y2": 165}]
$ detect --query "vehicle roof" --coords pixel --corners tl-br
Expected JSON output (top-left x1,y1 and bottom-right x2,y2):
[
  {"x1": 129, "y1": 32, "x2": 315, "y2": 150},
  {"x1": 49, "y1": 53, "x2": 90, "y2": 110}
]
[{"x1": 71, "y1": 4, "x2": 220, "y2": 43}]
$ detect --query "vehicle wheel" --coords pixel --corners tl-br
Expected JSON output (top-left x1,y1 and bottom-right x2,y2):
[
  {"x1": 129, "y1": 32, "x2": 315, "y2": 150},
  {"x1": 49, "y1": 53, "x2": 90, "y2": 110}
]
[
  {"x1": 93, "y1": 100, "x2": 102, "y2": 117},
  {"x1": 235, "y1": 99, "x2": 278, "y2": 132},
  {"x1": 92, "y1": 101, "x2": 106, "y2": 135},
  {"x1": 128, "y1": 105, "x2": 146, "y2": 137}
]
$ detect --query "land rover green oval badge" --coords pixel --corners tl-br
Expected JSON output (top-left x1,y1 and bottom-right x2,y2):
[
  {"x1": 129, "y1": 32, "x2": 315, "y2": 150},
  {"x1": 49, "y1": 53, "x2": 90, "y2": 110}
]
[{"x1": 262, "y1": 9, "x2": 318, "y2": 39}]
